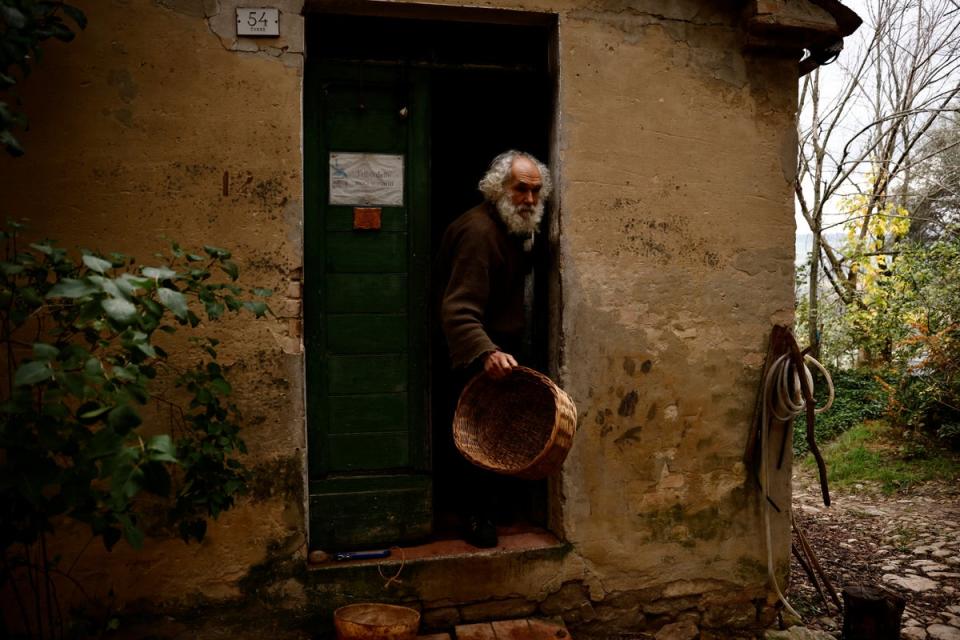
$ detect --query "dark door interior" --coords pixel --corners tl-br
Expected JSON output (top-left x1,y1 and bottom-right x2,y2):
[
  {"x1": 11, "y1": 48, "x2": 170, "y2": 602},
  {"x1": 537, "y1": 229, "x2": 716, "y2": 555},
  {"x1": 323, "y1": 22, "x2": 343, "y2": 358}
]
[{"x1": 305, "y1": 12, "x2": 553, "y2": 550}]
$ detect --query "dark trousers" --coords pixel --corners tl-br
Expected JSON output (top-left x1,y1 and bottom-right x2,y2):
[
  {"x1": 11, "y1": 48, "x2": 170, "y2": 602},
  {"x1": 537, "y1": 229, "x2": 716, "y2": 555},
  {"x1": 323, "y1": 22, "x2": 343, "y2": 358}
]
[{"x1": 436, "y1": 348, "x2": 529, "y2": 525}]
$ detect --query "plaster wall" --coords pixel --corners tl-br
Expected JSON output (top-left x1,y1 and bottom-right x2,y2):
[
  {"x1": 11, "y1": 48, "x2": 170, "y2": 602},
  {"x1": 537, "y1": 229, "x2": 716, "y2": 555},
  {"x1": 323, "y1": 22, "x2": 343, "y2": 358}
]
[{"x1": 0, "y1": 0, "x2": 800, "y2": 635}]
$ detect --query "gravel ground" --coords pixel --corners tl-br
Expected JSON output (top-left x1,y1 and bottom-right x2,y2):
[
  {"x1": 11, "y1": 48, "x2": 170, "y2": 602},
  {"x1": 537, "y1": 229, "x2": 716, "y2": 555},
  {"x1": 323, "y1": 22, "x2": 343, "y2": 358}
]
[{"x1": 788, "y1": 466, "x2": 960, "y2": 639}]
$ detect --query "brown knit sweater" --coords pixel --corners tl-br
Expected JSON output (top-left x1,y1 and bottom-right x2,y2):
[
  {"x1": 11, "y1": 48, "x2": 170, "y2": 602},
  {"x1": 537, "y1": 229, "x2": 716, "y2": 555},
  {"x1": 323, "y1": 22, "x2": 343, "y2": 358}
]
[{"x1": 437, "y1": 202, "x2": 532, "y2": 369}]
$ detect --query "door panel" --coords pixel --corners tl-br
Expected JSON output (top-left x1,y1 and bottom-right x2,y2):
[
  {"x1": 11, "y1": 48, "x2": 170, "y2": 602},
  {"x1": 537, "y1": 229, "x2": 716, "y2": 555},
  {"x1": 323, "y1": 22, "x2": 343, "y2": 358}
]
[
  {"x1": 325, "y1": 232, "x2": 408, "y2": 273},
  {"x1": 325, "y1": 274, "x2": 407, "y2": 313},
  {"x1": 328, "y1": 394, "x2": 408, "y2": 434},
  {"x1": 327, "y1": 433, "x2": 410, "y2": 470},
  {"x1": 327, "y1": 315, "x2": 408, "y2": 353},
  {"x1": 325, "y1": 206, "x2": 407, "y2": 232},
  {"x1": 305, "y1": 58, "x2": 431, "y2": 550},
  {"x1": 327, "y1": 354, "x2": 407, "y2": 394}
]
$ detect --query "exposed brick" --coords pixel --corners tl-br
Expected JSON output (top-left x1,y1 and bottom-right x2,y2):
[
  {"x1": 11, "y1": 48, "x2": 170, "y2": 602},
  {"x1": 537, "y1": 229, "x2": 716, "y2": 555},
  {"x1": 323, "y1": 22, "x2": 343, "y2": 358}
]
[
  {"x1": 275, "y1": 298, "x2": 302, "y2": 318},
  {"x1": 700, "y1": 600, "x2": 756, "y2": 629},
  {"x1": 540, "y1": 582, "x2": 591, "y2": 616},
  {"x1": 643, "y1": 596, "x2": 700, "y2": 615},
  {"x1": 654, "y1": 619, "x2": 698, "y2": 640},
  {"x1": 593, "y1": 603, "x2": 644, "y2": 627},
  {"x1": 459, "y1": 598, "x2": 537, "y2": 623},
  {"x1": 662, "y1": 579, "x2": 724, "y2": 598},
  {"x1": 601, "y1": 588, "x2": 659, "y2": 611},
  {"x1": 757, "y1": 601, "x2": 779, "y2": 628},
  {"x1": 287, "y1": 318, "x2": 302, "y2": 338},
  {"x1": 560, "y1": 602, "x2": 596, "y2": 625},
  {"x1": 699, "y1": 631, "x2": 756, "y2": 640},
  {"x1": 285, "y1": 280, "x2": 301, "y2": 298},
  {"x1": 422, "y1": 607, "x2": 460, "y2": 629}
]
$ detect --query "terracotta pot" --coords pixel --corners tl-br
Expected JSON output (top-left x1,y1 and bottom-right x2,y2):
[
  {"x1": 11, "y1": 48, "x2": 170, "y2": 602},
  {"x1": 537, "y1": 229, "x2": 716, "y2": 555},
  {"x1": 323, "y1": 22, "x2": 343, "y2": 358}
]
[{"x1": 333, "y1": 603, "x2": 421, "y2": 640}]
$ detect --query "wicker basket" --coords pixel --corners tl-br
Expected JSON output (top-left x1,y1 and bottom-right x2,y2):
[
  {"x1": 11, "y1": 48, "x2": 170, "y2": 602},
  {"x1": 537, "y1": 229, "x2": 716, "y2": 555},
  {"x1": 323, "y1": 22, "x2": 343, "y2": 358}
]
[{"x1": 453, "y1": 366, "x2": 577, "y2": 480}]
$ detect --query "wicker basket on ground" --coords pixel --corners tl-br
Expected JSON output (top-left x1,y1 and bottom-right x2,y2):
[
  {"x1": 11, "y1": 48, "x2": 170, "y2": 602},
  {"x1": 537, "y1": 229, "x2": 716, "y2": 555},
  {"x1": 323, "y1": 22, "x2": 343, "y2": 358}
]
[{"x1": 453, "y1": 366, "x2": 577, "y2": 480}]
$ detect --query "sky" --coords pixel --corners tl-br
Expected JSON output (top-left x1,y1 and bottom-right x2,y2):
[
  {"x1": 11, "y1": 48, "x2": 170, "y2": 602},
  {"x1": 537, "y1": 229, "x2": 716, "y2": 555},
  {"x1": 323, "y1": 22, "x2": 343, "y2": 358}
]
[{"x1": 795, "y1": 0, "x2": 872, "y2": 261}]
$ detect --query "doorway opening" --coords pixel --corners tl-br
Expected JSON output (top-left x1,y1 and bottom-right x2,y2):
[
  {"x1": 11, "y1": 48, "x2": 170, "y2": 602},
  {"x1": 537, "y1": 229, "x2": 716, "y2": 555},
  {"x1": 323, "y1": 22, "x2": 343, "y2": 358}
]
[{"x1": 305, "y1": 9, "x2": 556, "y2": 550}]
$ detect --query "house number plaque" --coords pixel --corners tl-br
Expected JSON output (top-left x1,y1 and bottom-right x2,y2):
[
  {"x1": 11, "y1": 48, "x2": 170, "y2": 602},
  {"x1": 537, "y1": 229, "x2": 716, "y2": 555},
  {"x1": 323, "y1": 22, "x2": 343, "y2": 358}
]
[{"x1": 236, "y1": 8, "x2": 279, "y2": 37}]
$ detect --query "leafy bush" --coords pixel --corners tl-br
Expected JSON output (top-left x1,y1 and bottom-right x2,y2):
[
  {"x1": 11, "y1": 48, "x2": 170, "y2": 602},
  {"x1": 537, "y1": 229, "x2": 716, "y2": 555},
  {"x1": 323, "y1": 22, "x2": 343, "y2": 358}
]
[
  {"x1": 0, "y1": 223, "x2": 271, "y2": 637},
  {"x1": 793, "y1": 368, "x2": 889, "y2": 454},
  {"x1": 887, "y1": 322, "x2": 960, "y2": 449},
  {"x1": 802, "y1": 420, "x2": 960, "y2": 493},
  {"x1": 1, "y1": 0, "x2": 86, "y2": 155}
]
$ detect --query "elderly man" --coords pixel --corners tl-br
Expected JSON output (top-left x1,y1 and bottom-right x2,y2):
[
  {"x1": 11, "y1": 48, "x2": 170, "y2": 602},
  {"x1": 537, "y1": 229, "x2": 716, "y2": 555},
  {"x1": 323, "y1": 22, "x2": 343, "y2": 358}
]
[{"x1": 436, "y1": 149, "x2": 552, "y2": 547}]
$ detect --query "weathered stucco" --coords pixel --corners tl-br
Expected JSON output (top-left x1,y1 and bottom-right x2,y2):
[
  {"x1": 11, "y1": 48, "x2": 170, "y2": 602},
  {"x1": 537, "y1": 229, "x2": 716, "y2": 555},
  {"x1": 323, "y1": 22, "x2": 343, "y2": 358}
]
[{"x1": 0, "y1": 0, "x2": 815, "y2": 637}]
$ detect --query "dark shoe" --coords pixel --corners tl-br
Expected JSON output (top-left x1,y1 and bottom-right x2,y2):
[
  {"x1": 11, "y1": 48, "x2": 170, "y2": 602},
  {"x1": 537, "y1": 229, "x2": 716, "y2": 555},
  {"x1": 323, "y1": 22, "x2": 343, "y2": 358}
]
[{"x1": 464, "y1": 515, "x2": 498, "y2": 548}]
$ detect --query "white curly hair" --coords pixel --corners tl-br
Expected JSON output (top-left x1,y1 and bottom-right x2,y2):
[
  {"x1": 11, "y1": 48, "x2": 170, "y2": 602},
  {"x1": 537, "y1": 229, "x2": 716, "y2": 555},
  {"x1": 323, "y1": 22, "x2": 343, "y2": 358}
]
[{"x1": 477, "y1": 150, "x2": 553, "y2": 202}]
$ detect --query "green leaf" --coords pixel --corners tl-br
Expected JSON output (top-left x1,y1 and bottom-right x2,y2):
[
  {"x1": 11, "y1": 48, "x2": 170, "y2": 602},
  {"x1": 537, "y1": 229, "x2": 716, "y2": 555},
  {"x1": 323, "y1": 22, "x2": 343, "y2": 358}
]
[
  {"x1": 84, "y1": 357, "x2": 102, "y2": 376},
  {"x1": 157, "y1": 287, "x2": 188, "y2": 320},
  {"x1": 146, "y1": 435, "x2": 178, "y2": 463},
  {"x1": 242, "y1": 301, "x2": 268, "y2": 318},
  {"x1": 30, "y1": 242, "x2": 54, "y2": 255},
  {"x1": 142, "y1": 266, "x2": 177, "y2": 281},
  {"x1": 252, "y1": 288, "x2": 273, "y2": 297},
  {"x1": 51, "y1": 22, "x2": 76, "y2": 42},
  {"x1": 0, "y1": 6, "x2": 27, "y2": 28},
  {"x1": 47, "y1": 278, "x2": 98, "y2": 298},
  {"x1": 210, "y1": 377, "x2": 232, "y2": 396},
  {"x1": 204, "y1": 300, "x2": 224, "y2": 320},
  {"x1": 121, "y1": 517, "x2": 144, "y2": 549},
  {"x1": 78, "y1": 403, "x2": 111, "y2": 422},
  {"x1": 135, "y1": 342, "x2": 157, "y2": 358},
  {"x1": 61, "y1": 4, "x2": 88, "y2": 29},
  {"x1": 85, "y1": 426, "x2": 123, "y2": 457},
  {"x1": 32, "y1": 343, "x2": 59, "y2": 361},
  {"x1": 203, "y1": 245, "x2": 231, "y2": 259},
  {"x1": 82, "y1": 255, "x2": 113, "y2": 274},
  {"x1": 116, "y1": 273, "x2": 151, "y2": 296},
  {"x1": 60, "y1": 372, "x2": 86, "y2": 396},
  {"x1": 111, "y1": 365, "x2": 137, "y2": 382},
  {"x1": 0, "y1": 261, "x2": 24, "y2": 276},
  {"x1": 220, "y1": 261, "x2": 239, "y2": 281},
  {"x1": 96, "y1": 277, "x2": 125, "y2": 299},
  {"x1": 19, "y1": 287, "x2": 42, "y2": 306},
  {"x1": 102, "y1": 297, "x2": 137, "y2": 324},
  {"x1": 2, "y1": 130, "x2": 24, "y2": 157},
  {"x1": 14, "y1": 361, "x2": 53, "y2": 386},
  {"x1": 107, "y1": 404, "x2": 142, "y2": 433}
]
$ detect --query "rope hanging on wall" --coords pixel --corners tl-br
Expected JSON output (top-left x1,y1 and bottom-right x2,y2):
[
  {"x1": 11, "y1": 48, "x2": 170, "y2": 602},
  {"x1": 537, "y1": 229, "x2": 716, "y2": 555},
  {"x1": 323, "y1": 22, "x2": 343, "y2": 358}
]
[{"x1": 760, "y1": 349, "x2": 834, "y2": 619}]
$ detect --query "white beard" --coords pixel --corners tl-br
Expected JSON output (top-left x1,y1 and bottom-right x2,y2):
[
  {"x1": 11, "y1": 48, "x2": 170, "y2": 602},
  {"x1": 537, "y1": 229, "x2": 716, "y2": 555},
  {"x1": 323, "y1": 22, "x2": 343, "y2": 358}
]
[{"x1": 495, "y1": 194, "x2": 544, "y2": 250}]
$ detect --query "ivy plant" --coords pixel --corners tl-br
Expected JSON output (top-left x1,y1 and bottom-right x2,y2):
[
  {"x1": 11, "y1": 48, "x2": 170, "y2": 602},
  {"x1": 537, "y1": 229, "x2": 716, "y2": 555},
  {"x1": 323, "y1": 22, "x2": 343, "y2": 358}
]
[
  {"x1": 1, "y1": 0, "x2": 86, "y2": 155},
  {"x1": 0, "y1": 222, "x2": 271, "y2": 637}
]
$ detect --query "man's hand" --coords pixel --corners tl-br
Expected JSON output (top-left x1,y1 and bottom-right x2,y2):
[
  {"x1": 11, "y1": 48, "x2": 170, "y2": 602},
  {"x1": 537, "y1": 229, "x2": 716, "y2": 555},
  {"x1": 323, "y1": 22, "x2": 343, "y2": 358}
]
[{"x1": 483, "y1": 350, "x2": 518, "y2": 380}]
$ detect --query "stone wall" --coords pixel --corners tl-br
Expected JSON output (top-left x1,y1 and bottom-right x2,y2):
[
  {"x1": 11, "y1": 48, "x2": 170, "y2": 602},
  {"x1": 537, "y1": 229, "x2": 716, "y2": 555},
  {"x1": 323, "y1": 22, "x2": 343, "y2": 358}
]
[{"x1": 0, "y1": 0, "x2": 805, "y2": 637}]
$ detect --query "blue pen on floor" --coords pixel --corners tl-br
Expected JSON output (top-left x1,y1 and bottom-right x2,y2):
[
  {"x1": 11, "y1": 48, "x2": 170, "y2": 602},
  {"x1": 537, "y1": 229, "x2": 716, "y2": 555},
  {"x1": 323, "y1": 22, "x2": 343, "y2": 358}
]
[{"x1": 334, "y1": 549, "x2": 391, "y2": 561}]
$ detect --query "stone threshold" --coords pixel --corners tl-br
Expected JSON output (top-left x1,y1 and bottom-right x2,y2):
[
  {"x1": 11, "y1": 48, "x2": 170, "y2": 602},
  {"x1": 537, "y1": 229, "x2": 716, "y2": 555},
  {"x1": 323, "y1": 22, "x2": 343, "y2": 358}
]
[{"x1": 308, "y1": 527, "x2": 565, "y2": 570}]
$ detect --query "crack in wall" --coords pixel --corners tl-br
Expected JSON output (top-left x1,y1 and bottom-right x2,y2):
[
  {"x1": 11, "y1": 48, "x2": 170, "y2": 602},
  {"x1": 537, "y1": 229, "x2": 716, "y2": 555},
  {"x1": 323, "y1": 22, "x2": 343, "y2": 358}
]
[
  {"x1": 569, "y1": 5, "x2": 736, "y2": 32},
  {"x1": 157, "y1": 0, "x2": 304, "y2": 66}
]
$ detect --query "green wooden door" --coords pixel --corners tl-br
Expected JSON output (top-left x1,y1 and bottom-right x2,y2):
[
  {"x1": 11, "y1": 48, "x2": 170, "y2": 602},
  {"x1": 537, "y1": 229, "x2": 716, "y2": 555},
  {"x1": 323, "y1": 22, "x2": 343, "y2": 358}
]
[{"x1": 305, "y1": 62, "x2": 431, "y2": 550}]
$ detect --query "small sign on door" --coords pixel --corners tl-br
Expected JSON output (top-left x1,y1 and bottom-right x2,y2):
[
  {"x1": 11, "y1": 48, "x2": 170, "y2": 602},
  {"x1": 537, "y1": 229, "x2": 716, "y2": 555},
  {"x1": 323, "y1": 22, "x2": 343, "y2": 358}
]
[
  {"x1": 236, "y1": 8, "x2": 279, "y2": 37},
  {"x1": 329, "y1": 153, "x2": 405, "y2": 206}
]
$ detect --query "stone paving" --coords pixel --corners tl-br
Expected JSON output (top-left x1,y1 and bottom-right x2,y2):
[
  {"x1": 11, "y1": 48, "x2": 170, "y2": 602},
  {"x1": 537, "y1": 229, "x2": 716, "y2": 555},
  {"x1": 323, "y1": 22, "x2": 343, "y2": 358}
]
[{"x1": 789, "y1": 468, "x2": 960, "y2": 639}]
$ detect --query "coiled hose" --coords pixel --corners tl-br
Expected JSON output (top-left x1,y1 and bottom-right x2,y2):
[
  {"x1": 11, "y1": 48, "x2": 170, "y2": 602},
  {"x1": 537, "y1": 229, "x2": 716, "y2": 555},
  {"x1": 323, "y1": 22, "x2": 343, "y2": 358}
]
[{"x1": 760, "y1": 352, "x2": 834, "y2": 619}]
